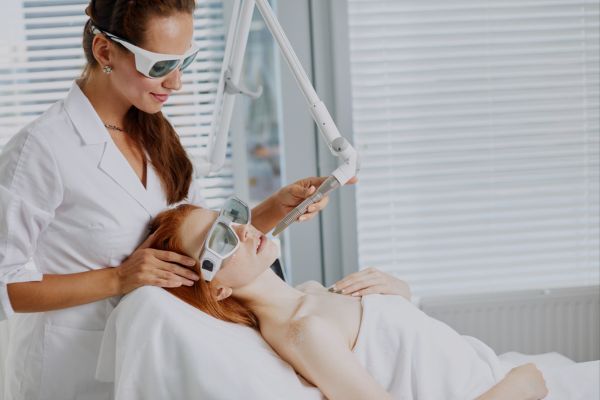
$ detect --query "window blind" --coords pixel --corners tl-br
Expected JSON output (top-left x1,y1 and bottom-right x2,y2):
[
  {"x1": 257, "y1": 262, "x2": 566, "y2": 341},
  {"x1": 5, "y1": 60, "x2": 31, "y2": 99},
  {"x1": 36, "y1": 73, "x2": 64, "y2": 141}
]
[
  {"x1": 0, "y1": 0, "x2": 233, "y2": 208},
  {"x1": 347, "y1": 0, "x2": 599, "y2": 297}
]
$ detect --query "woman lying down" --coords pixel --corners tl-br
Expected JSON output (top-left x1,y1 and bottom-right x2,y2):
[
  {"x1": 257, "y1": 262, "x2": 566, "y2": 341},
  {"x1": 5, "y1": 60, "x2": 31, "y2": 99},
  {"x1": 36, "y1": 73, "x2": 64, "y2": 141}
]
[{"x1": 125, "y1": 198, "x2": 595, "y2": 400}]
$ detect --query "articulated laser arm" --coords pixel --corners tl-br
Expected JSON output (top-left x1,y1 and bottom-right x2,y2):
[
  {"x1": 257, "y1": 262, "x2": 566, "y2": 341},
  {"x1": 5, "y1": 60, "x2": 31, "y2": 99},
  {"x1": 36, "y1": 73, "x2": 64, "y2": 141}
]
[{"x1": 200, "y1": 0, "x2": 360, "y2": 235}]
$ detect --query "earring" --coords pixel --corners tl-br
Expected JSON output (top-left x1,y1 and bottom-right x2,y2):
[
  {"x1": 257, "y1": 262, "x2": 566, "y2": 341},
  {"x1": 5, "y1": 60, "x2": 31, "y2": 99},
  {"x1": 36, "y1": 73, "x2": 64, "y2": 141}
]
[{"x1": 102, "y1": 65, "x2": 113, "y2": 74}]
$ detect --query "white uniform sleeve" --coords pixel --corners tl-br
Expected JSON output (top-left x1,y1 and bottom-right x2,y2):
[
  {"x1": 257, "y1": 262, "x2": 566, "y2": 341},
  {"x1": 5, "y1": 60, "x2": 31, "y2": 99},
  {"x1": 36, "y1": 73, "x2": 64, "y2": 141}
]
[
  {"x1": 186, "y1": 178, "x2": 208, "y2": 208},
  {"x1": 0, "y1": 130, "x2": 63, "y2": 320}
]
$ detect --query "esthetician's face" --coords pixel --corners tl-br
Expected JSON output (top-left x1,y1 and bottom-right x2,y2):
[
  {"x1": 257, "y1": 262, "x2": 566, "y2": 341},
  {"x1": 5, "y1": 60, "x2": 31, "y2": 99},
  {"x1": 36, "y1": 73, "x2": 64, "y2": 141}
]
[
  {"x1": 103, "y1": 12, "x2": 194, "y2": 113},
  {"x1": 179, "y1": 209, "x2": 278, "y2": 288}
]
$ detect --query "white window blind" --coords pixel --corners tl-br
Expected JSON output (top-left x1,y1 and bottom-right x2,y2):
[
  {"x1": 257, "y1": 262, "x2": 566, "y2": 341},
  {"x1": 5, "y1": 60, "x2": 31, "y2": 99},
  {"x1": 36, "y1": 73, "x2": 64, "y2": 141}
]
[
  {"x1": 347, "y1": 0, "x2": 600, "y2": 297},
  {"x1": 0, "y1": 0, "x2": 233, "y2": 208}
]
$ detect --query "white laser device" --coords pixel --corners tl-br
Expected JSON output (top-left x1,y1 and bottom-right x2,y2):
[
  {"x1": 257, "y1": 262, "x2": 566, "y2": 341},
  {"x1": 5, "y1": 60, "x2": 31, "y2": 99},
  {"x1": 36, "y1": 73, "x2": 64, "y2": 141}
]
[{"x1": 200, "y1": 0, "x2": 360, "y2": 235}]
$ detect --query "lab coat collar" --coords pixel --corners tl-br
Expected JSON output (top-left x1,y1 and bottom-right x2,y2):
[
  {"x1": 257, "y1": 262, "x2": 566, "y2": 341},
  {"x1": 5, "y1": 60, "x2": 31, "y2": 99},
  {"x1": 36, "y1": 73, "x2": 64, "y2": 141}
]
[
  {"x1": 98, "y1": 143, "x2": 155, "y2": 215},
  {"x1": 64, "y1": 80, "x2": 163, "y2": 216},
  {"x1": 64, "y1": 81, "x2": 110, "y2": 145}
]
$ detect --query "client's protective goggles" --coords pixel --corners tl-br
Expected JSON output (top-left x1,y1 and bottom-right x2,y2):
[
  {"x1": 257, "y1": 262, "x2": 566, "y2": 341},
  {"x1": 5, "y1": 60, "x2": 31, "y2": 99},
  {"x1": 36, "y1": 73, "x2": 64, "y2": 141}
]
[
  {"x1": 199, "y1": 196, "x2": 251, "y2": 282},
  {"x1": 91, "y1": 25, "x2": 200, "y2": 78}
]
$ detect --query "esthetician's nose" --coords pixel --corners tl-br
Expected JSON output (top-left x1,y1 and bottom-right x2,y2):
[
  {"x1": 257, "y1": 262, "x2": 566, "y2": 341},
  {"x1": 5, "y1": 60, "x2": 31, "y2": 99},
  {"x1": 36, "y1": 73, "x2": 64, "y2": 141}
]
[{"x1": 163, "y1": 68, "x2": 182, "y2": 91}]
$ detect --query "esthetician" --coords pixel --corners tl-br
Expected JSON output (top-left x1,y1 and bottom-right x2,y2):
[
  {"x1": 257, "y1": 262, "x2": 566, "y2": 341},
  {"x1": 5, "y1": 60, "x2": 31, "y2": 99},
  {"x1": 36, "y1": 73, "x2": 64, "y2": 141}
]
[{"x1": 0, "y1": 1, "x2": 406, "y2": 399}]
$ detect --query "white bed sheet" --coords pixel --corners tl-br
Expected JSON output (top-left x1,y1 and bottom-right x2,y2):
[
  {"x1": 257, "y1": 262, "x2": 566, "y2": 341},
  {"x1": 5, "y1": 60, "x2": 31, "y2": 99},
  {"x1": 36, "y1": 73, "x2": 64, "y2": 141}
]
[{"x1": 96, "y1": 286, "x2": 323, "y2": 400}]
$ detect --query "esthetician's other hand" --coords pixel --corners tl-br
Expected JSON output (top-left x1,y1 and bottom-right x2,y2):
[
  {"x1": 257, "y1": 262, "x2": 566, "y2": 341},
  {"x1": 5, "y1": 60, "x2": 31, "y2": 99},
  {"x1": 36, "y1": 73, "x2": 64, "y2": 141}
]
[
  {"x1": 331, "y1": 267, "x2": 411, "y2": 300},
  {"x1": 276, "y1": 176, "x2": 358, "y2": 222},
  {"x1": 113, "y1": 233, "x2": 200, "y2": 295}
]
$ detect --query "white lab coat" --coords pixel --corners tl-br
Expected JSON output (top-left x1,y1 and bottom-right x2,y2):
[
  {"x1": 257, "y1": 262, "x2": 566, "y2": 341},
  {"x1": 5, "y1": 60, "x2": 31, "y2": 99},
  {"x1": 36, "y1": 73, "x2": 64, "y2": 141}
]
[{"x1": 0, "y1": 82, "x2": 206, "y2": 400}]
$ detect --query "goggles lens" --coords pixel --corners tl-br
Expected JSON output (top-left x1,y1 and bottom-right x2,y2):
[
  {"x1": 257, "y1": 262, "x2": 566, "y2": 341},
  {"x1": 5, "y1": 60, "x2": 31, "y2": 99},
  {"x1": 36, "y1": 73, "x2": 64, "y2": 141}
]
[
  {"x1": 179, "y1": 52, "x2": 198, "y2": 71},
  {"x1": 207, "y1": 222, "x2": 239, "y2": 255},
  {"x1": 149, "y1": 59, "x2": 180, "y2": 78},
  {"x1": 221, "y1": 197, "x2": 250, "y2": 224}
]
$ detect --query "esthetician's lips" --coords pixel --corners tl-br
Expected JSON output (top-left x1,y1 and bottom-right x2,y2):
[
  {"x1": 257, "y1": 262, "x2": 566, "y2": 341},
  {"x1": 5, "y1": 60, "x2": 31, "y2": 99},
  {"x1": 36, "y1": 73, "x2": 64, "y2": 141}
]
[{"x1": 151, "y1": 93, "x2": 169, "y2": 103}]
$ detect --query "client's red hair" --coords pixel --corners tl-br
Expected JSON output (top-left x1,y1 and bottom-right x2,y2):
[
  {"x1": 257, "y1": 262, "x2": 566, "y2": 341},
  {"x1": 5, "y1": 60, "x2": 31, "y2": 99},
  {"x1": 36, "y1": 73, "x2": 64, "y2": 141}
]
[{"x1": 148, "y1": 204, "x2": 258, "y2": 329}]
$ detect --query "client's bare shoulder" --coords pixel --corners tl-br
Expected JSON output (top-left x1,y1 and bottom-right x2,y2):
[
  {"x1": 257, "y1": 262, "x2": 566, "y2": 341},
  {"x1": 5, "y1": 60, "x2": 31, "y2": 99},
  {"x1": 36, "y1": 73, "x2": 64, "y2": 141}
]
[
  {"x1": 294, "y1": 280, "x2": 327, "y2": 294},
  {"x1": 284, "y1": 295, "x2": 347, "y2": 349},
  {"x1": 263, "y1": 296, "x2": 338, "y2": 356},
  {"x1": 281, "y1": 312, "x2": 355, "y2": 389}
]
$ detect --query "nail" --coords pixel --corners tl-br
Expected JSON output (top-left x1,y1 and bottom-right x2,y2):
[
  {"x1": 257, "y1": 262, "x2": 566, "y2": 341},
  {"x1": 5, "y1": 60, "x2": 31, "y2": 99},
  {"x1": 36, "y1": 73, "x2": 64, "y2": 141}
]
[
  {"x1": 328, "y1": 285, "x2": 337, "y2": 292},
  {"x1": 340, "y1": 288, "x2": 346, "y2": 294},
  {"x1": 351, "y1": 292, "x2": 360, "y2": 297}
]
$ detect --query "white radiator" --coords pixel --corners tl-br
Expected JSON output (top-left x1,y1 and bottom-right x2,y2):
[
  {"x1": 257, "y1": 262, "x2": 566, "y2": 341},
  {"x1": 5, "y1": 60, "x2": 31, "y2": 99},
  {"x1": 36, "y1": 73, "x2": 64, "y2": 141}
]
[{"x1": 419, "y1": 286, "x2": 600, "y2": 362}]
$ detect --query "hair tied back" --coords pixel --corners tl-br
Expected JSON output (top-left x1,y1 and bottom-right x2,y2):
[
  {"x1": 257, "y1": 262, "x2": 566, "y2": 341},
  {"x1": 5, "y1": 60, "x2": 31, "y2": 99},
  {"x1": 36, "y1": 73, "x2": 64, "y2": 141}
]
[{"x1": 85, "y1": 0, "x2": 94, "y2": 17}]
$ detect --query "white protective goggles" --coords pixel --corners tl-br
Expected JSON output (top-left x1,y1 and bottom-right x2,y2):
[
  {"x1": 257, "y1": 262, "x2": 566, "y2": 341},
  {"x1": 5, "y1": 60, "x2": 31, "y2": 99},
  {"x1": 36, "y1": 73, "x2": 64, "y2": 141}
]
[
  {"x1": 91, "y1": 25, "x2": 200, "y2": 78},
  {"x1": 199, "y1": 197, "x2": 251, "y2": 282}
]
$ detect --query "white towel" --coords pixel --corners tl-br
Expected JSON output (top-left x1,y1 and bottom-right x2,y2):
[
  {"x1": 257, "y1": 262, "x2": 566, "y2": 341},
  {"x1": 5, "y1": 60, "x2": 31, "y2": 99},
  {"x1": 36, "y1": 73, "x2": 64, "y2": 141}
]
[
  {"x1": 352, "y1": 294, "x2": 509, "y2": 399},
  {"x1": 352, "y1": 294, "x2": 599, "y2": 400}
]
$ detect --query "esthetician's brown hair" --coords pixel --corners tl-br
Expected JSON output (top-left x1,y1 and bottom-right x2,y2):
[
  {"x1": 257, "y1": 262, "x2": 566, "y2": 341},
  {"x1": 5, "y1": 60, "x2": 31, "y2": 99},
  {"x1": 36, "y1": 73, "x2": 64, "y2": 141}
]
[
  {"x1": 148, "y1": 204, "x2": 259, "y2": 329},
  {"x1": 82, "y1": 0, "x2": 195, "y2": 204}
]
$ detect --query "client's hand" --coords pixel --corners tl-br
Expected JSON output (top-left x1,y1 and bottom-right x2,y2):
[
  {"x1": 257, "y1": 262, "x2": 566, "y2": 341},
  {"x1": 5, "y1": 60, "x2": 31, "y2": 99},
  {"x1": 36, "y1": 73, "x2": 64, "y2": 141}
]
[
  {"x1": 114, "y1": 233, "x2": 200, "y2": 295},
  {"x1": 275, "y1": 176, "x2": 358, "y2": 222},
  {"x1": 503, "y1": 363, "x2": 548, "y2": 400},
  {"x1": 331, "y1": 267, "x2": 411, "y2": 300}
]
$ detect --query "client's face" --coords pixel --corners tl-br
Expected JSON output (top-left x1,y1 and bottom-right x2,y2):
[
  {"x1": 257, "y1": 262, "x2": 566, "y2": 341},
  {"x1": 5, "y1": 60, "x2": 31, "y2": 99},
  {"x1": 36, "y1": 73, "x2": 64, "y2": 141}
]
[{"x1": 179, "y1": 208, "x2": 278, "y2": 289}]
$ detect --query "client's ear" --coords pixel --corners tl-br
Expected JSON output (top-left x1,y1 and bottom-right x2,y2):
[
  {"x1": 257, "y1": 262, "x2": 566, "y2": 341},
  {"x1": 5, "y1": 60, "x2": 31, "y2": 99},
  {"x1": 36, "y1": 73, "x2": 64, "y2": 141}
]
[{"x1": 214, "y1": 286, "x2": 233, "y2": 301}]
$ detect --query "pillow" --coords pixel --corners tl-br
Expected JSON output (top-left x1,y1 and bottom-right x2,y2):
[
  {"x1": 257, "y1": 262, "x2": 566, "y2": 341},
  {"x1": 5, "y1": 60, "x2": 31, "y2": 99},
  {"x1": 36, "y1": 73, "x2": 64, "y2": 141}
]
[{"x1": 96, "y1": 286, "x2": 323, "y2": 400}]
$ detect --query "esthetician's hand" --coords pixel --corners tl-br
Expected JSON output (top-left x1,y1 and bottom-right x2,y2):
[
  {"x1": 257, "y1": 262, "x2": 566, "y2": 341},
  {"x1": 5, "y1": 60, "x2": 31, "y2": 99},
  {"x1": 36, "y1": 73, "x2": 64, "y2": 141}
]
[
  {"x1": 113, "y1": 233, "x2": 200, "y2": 295},
  {"x1": 276, "y1": 176, "x2": 358, "y2": 222},
  {"x1": 331, "y1": 267, "x2": 411, "y2": 300}
]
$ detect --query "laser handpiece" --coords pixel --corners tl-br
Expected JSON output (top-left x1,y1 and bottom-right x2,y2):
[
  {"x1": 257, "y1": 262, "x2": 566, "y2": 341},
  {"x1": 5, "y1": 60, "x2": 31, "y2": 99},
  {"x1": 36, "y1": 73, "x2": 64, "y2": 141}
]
[{"x1": 272, "y1": 175, "x2": 341, "y2": 236}]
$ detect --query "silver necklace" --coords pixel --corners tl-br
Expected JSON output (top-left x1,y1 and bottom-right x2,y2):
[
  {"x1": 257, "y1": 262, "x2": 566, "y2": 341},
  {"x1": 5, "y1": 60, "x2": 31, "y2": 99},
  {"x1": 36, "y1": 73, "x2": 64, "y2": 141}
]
[{"x1": 104, "y1": 123, "x2": 125, "y2": 133}]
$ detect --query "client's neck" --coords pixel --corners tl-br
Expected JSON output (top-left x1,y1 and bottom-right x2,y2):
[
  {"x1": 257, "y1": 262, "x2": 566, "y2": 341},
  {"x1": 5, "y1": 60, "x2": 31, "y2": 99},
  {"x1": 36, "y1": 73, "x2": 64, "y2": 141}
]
[{"x1": 232, "y1": 269, "x2": 306, "y2": 324}]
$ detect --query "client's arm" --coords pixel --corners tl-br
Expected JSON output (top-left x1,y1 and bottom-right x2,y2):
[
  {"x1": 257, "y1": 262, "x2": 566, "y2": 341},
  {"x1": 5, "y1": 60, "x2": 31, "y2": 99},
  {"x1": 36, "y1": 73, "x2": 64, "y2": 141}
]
[
  {"x1": 282, "y1": 315, "x2": 392, "y2": 400},
  {"x1": 475, "y1": 363, "x2": 548, "y2": 400}
]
